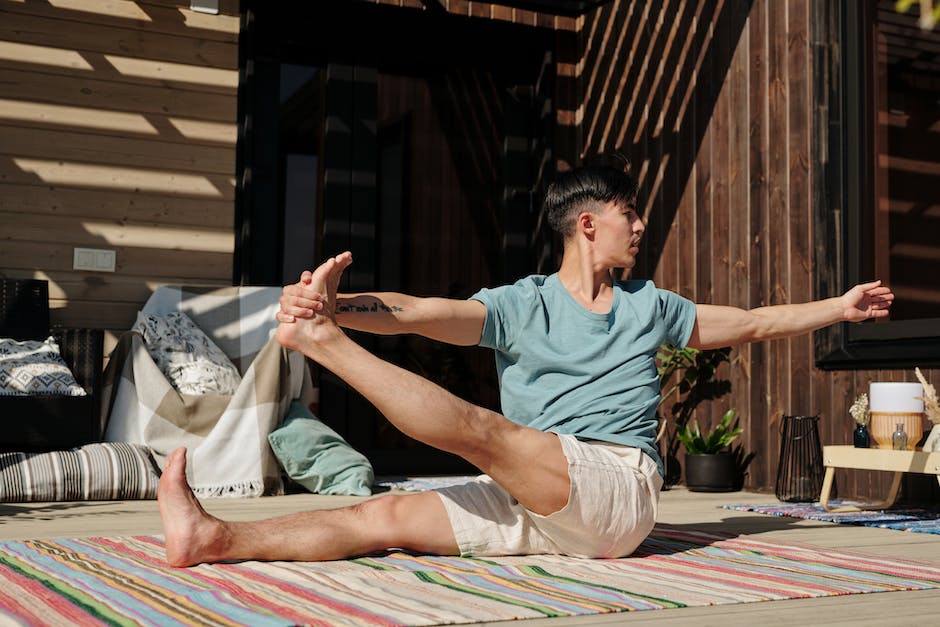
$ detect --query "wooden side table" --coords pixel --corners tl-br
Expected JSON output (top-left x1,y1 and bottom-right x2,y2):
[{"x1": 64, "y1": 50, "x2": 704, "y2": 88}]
[{"x1": 820, "y1": 445, "x2": 940, "y2": 512}]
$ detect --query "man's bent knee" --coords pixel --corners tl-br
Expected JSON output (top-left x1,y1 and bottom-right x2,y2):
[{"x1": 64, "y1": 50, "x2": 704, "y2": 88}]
[{"x1": 471, "y1": 427, "x2": 571, "y2": 515}]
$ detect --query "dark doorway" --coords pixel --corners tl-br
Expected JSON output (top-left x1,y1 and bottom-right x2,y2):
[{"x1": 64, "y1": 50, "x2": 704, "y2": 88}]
[{"x1": 238, "y1": 1, "x2": 556, "y2": 473}]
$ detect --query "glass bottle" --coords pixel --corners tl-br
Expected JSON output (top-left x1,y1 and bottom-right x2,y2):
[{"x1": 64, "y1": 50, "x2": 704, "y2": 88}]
[
  {"x1": 892, "y1": 423, "x2": 908, "y2": 450},
  {"x1": 853, "y1": 423, "x2": 870, "y2": 448}
]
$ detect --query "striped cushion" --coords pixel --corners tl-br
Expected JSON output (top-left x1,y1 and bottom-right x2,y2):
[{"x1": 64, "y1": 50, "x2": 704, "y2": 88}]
[{"x1": 0, "y1": 442, "x2": 159, "y2": 502}]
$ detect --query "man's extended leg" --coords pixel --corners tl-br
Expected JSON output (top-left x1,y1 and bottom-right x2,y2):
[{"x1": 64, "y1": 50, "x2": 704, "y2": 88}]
[
  {"x1": 158, "y1": 448, "x2": 459, "y2": 567},
  {"x1": 275, "y1": 254, "x2": 571, "y2": 516}
]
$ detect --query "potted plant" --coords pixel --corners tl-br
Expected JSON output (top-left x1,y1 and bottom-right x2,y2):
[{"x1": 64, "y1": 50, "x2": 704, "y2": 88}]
[
  {"x1": 676, "y1": 408, "x2": 743, "y2": 492},
  {"x1": 655, "y1": 345, "x2": 732, "y2": 487}
]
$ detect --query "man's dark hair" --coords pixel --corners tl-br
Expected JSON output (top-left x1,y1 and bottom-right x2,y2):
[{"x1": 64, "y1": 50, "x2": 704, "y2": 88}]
[{"x1": 543, "y1": 164, "x2": 638, "y2": 237}]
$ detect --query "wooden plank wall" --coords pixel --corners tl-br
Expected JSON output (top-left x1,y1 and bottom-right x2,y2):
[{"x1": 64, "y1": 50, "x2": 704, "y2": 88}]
[
  {"x1": 0, "y1": 0, "x2": 240, "y2": 345},
  {"x1": 576, "y1": 0, "x2": 939, "y2": 498}
]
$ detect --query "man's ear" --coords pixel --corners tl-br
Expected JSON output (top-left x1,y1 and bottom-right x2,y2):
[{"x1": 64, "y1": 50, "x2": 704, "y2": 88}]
[{"x1": 577, "y1": 211, "x2": 595, "y2": 238}]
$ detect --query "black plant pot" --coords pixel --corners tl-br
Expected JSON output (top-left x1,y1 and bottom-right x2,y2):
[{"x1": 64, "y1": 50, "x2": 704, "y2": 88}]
[{"x1": 684, "y1": 452, "x2": 737, "y2": 492}]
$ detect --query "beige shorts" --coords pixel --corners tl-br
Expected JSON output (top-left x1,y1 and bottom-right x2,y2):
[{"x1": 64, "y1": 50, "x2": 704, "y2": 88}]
[{"x1": 435, "y1": 433, "x2": 662, "y2": 558}]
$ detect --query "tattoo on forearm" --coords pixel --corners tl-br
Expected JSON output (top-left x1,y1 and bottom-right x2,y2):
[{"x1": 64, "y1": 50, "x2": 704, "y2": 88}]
[{"x1": 337, "y1": 302, "x2": 403, "y2": 314}]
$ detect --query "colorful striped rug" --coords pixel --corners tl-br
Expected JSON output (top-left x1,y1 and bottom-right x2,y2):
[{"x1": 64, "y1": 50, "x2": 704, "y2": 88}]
[
  {"x1": 724, "y1": 502, "x2": 940, "y2": 534},
  {"x1": 1, "y1": 526, "x2": 938, "y2": 626}
]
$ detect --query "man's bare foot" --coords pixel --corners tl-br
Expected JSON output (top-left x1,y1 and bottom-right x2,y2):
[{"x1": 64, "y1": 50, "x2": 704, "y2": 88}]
[
  {"x1": 157, "y1": 448, "x2": 229, "y2": 567},
  {"x1": 276, "y1": 252, "x2": 353, "y2": 358}
]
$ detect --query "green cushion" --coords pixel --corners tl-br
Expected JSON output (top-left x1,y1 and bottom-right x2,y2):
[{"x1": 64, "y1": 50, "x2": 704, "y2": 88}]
[{"x1": 268, "y1": 401, "x2": 373, "y2": 496}]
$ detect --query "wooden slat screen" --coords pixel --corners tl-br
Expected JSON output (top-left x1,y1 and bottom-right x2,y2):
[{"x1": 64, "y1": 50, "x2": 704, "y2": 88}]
[{"x1": 574, "y1": 0, "x2": 939, "y2": 499}]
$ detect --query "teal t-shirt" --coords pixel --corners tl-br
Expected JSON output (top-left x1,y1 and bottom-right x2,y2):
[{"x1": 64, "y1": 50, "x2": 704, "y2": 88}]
[{"x1": 471, "y1": 274, "x2": 697, "y2": 476}]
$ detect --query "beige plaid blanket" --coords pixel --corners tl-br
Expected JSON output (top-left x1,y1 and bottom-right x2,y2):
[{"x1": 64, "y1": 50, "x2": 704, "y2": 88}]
[{"x1": 102, "y1": 286, "x2": 313, "y2": 497}]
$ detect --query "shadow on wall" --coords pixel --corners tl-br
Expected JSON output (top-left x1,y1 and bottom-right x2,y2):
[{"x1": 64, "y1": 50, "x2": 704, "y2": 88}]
[
  {"x1": 561, "y1": 0, "x2": 753, "y2": 278},
  {"x1": 0, "y1": 0, "x2": 240, "y2": 334}
]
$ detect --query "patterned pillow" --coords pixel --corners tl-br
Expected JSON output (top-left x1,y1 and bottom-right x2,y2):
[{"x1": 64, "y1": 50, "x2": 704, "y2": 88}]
[
  {"x1": 133, "y1": 311, "x2": 242, "y2": 395},
  {"x1": 0, "y1": 442, "x2": 159, "y2": 501},
  {"x1": 0, "y1": 336, "x2": 86, "y2": 396}
]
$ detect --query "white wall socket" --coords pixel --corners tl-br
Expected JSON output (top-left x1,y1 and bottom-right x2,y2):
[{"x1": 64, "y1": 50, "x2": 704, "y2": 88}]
[
  {"x1": 190, "y1": 0, "x2": 219, "y2": 15},
  {"x1": 73, "y1": 247, "x2": 116, "y2": 272}
]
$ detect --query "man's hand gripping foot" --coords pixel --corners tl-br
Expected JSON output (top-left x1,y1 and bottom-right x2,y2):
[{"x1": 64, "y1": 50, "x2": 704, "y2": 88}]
[{"x1": 275, "y1": 252, "x2": 353, "y2": 358}]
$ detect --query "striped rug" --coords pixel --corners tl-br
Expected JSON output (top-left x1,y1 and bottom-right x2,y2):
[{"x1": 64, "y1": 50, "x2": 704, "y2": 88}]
[
  {"x1": 1, "y1": 526, "x2": 938, "y2": 626},
  {"x1": 724, "y1": 502, "x2": 940, "y2": 534}
]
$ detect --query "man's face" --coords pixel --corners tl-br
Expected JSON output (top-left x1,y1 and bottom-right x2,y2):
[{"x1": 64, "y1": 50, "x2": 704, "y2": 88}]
[{"x1": 592, "y1": 198, "x2": 645, "y2": 269}]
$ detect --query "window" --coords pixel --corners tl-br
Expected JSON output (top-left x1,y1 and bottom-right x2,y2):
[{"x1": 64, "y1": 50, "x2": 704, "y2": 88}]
[{"x1": 816, "y1": 0, "x2": 940, "y2": 368}]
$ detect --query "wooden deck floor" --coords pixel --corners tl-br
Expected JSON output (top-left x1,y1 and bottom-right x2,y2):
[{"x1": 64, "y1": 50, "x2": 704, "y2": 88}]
[{"x1": 1, "y1": 487, "x2": 938, "y2": 625}]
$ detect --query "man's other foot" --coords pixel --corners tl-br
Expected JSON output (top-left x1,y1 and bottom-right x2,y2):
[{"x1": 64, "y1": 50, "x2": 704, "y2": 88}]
[{"x1": 157, "y1": 448, "x2": 229, "y2": 567}]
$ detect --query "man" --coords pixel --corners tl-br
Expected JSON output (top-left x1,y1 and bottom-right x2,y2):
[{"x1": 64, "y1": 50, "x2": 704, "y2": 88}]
[{"x1": 157, "y1": 165, "x2": 893, "y2": 567}]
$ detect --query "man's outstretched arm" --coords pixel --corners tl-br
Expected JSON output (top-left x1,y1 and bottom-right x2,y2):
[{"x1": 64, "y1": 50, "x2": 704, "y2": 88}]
[
  {"x1": 335, "y1": 292, "x2": 486, "y2": 346},
  {"x1": 277, "y1": 254, "x2": 486, "y2": 347},
  {"x1": 687, "y1": 280, "x2": 895, "y2": 350}
]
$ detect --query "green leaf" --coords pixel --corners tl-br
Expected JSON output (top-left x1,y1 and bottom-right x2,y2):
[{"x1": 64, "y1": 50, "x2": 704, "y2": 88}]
[{"x1": 677, "y1": 409, "x2": 742, "y2": 454}]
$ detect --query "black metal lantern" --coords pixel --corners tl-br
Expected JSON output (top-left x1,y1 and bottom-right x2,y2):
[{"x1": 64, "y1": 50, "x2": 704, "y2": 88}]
[{"x1": 775, "y1": 415, "x2": 825, "y2": 502}]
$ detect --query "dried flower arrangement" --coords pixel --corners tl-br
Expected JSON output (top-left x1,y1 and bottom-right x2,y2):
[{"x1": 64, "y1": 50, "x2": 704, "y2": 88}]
[
  {"x1": 849, "y1": 393, "x2": 870, "y2": 426},
  {"x1": 914, "y1": 367, "x2": 940, "y2": 425}
]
